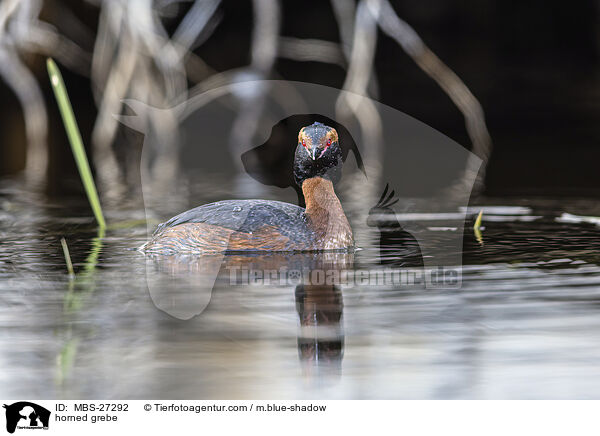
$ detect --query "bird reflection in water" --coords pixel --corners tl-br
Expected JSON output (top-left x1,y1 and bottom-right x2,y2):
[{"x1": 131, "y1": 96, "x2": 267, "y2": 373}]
[
  {"x1": 294, "y1": 252, "x2": 349, "y2": 379},
  {"x1": 145, "y1": 251, "x2": 352, "y2": 378}
]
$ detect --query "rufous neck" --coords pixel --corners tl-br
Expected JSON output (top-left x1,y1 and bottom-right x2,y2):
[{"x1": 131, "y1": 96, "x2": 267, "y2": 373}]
[{"x1": 301, "y1": 177, "x2": 341, "y2": 213}]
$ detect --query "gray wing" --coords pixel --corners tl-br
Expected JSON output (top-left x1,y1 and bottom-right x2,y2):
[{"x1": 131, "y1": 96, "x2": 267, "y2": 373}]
[{"x1": 153, "y1": 200, "x2": 309, "y2": 238}]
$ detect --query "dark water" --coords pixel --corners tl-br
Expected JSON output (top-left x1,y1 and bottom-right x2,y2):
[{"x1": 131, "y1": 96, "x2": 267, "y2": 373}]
[{"x1": 2, "y1": 178, "x2": 600, "y2": 399}]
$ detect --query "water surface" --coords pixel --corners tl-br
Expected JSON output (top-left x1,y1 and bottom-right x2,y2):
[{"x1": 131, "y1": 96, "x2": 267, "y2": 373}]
[{"x1": 2, "y1": 178, "x2": 600, "y2": 399}]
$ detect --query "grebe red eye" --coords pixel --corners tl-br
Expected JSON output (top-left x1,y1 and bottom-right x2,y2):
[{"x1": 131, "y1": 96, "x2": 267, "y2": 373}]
[
  {"x1": 327, "y1": 139, "x2": 332, "y2": 146},
  {"x1": 302, "y1": 139, "x2": 307, "y2": 148}
]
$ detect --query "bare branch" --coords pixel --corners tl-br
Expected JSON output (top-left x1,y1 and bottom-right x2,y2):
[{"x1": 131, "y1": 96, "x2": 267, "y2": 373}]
[
  {"x1": 278, "y1": 37, "x2": 346, "y2": 67},
  {"x1": 369, "y1": 0, "x2": 492, "y2": 195}
]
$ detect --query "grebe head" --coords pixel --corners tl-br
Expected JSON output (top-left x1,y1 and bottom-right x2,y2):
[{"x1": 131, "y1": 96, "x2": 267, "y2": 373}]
[{"x1": 293, "y1": 122, "x2": 343, "y2": 186}]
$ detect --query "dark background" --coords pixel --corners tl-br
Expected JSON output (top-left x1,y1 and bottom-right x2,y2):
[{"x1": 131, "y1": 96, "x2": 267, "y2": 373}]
[{"x1": 1, "y1": 0, "x2": 599, "y2": 197}]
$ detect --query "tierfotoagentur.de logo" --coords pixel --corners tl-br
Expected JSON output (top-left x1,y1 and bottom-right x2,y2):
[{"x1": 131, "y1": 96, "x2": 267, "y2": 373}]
[{"x1": 3, "y1": 402, "x2": 50, "y2": 434}]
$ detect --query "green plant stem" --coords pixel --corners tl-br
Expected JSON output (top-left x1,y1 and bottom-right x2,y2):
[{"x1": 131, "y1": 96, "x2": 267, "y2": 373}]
[
  {"x1": 60, "y1": 237, "x2": 75, "y2": 277},
  {"x1": 47, "y1": 58, "x2": 106, "y2": 229},
  {"x1": 473, "y1": 210, "x2": 483, "y2": 245}
]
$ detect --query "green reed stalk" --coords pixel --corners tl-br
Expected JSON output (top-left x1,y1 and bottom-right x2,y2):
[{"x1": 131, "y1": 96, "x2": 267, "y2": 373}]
[
  {"x1": 60, "y1": 237, "x2": 75, "y2": 277},
  {"x1": 47, "y1": 58, "x2": 106, "y2": 228}
]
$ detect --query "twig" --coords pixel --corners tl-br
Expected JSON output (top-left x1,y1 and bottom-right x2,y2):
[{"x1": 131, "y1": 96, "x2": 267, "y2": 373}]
[
  {"x1": 368, "y1": 0, "x2": 492, "y2": 196},
  {"x1": 60, "y1": 237, "x2": 75, "y2": 278}
]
